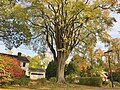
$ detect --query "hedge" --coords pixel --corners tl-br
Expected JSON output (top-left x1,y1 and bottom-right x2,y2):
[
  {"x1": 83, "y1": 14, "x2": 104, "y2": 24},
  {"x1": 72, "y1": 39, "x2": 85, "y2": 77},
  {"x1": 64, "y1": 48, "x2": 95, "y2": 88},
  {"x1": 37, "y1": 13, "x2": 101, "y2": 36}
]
[
  {"x1": 79, "y1": 77, "x2": 102, "y2": 87},
  {"x1": 112, "y1": 72, "x2": 120, "y2": 82}
]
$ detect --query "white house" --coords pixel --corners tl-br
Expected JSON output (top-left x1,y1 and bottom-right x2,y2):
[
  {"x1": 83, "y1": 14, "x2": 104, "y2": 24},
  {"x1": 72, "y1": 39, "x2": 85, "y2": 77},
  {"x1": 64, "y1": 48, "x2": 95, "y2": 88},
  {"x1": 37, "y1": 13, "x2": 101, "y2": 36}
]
[
  {"x1": 0, "y1": 52, "x2": 30, "y2": 76},
  {"x1": 0, "y1": 52, "x2": 45, "y2": 80},
  {"x1": 29, "y1": 68, "x2": 45, "y2": 80}
]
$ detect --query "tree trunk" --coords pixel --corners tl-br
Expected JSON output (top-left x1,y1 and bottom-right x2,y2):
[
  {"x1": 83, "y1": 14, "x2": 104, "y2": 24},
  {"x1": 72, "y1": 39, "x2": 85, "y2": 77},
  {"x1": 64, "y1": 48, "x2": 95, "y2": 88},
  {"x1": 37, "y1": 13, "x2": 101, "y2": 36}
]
[
  {"x1": 56, "y1": 52, "x2": 68, "y2": 83},
  {"x1": 57, "y1": 59, "x2": 66, "y2": 83}
]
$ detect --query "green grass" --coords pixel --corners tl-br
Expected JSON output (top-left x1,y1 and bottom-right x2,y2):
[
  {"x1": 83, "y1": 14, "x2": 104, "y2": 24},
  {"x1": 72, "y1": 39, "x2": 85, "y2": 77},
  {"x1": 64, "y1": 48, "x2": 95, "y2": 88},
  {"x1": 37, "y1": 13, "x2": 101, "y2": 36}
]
[
  {"x1": 1, "y1": 79, "x2": 120, "y2": 90},
  {"x1": 19, "y1": 80, "x2": 120, "y2": 90}
]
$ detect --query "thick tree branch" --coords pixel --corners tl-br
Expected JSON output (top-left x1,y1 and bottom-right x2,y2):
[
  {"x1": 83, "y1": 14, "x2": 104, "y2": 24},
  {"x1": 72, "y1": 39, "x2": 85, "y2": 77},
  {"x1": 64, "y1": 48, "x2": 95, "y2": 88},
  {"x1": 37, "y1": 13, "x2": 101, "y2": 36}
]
[{"x1": 45, "y1": 23, "x2": 57, "y2": 61}]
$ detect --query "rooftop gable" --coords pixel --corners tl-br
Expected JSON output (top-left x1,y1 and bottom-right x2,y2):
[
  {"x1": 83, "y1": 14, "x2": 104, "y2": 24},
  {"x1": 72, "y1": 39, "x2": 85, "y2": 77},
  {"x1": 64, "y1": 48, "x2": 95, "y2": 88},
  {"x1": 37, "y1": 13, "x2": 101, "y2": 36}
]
[{"x1": 0, "y1": 53, "x2": 30, "y2": 63}]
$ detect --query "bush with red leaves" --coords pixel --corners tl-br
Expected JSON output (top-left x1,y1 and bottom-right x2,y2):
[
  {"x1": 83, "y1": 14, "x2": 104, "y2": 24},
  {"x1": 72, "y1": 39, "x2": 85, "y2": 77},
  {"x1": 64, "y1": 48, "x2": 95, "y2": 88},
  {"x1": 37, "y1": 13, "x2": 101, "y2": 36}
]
[{"x1": 0, "y1": 55, "x2": 24, "y2": 83}]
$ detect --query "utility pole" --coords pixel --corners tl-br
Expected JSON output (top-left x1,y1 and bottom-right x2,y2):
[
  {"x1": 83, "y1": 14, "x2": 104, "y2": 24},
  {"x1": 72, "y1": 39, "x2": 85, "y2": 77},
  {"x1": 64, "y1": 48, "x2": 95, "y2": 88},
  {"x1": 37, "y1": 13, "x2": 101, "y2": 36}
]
[{"x1": 105, "y1": 50, "x2": 114, "y2": 88}]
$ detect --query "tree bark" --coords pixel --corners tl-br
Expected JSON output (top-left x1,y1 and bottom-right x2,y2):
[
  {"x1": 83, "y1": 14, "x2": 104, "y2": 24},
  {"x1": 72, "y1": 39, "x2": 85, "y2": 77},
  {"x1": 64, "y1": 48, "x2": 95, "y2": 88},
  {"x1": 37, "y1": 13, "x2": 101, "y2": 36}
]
[
  {"x1": 57, "y1": 59, "x2": 66, "y2": 83},
  {"x1": 56, "y1": 52, "x2": 68, "y2": 83}
]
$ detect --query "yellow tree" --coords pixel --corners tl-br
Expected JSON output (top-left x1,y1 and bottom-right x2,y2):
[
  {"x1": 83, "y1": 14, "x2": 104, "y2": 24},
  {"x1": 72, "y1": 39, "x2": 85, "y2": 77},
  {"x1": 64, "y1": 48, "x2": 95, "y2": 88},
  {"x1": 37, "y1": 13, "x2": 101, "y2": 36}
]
[
  {"x1": 1, "y1": 0, "x2": 119, "y2": 83},
  {"x1": 106, "y1": 38, "x2": 120, "y2": 72},
  {"x1": 28, "y1": 54, "x2": 50, "y2": 70},
  {"x1": 71, "y1": 54, "x2": 88, "y2": 72},
  {"x1": 87, "y1": 47, "x2": 105, "y2": 76},
  {"x1": 110, "y1": 38, "x2": 120, "y2": 63},
  {"x1": 26, "y1": 0, "x2": 117, "y2": 83}
]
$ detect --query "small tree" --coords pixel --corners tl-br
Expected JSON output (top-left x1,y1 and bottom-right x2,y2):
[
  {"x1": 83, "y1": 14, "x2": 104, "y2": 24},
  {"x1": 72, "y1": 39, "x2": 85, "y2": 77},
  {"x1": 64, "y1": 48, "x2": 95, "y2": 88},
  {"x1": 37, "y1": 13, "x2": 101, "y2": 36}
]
[
  {"x1": 29, "y1": 54, "x2": 51, "y2": 70},
  {"x1": 46, "y1": 60, "x2": 57, "y2": 80},
  {"x1": 29, "y1": 55, "x2": 43, "y2": 68},
  {"x1": 65, "y1": 61, "x2": 78, "y2": 76},
  {"x1": 66, "y1": 54, "x2": 88, "y2": 77}
]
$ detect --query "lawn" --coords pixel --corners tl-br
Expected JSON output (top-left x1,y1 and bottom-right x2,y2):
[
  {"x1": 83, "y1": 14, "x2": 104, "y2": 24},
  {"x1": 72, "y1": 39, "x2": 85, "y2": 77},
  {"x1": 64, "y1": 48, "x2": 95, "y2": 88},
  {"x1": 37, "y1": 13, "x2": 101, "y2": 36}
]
[
  {"x1": 1, "y1": 80, "x2": 120, "y2": 90},
  {"x1": 1, "y1": 85, "x2": 120, "y2": 90}
]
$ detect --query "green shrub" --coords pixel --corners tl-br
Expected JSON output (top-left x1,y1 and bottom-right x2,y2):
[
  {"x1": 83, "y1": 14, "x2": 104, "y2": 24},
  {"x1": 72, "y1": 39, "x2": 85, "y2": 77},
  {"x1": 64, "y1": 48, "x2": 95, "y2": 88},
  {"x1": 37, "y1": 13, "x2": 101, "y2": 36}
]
[
  {"x1": 0, "y1": 75, "x2": 29, "y2": 87},
  {"x1": 112, "y1": 72, "x2": 120, "y2": 82},
  {"x1": 49, "y1": 77, "x2": 57, "y2": 83},
  {"x1": 103, "y1": 80, "x2": 112, "y2": 87},
  {"x1": 79, "y1": 77, "x2": 102, "y2": 87},
  {"x1": 113, "y1": 81, "x2": 120, "y2": 87},
  {"x1": 0, "y1": 81, "x2": 12, "y2": 88},
  {"x1": 13, "y1": 75, "x2": 29, "y2": 86},
  {"x1": 65, "y1": 61, "x2": 78, "y2": 76},
  {"x1": 65, "y1": 75, "x2": 73, "y2": 83},
  {"x1": 28, "y1": 78, "x2": 48, "y2": 89},
  {"x1": 65, "y1": 74, "x2": 79, "y2": 83},
  {"x1": 39, "y1": 78, "x2": 47, "y2": 85},
  {"x1": 46, "y1": 61, "x2": 57, "y2": 80}
]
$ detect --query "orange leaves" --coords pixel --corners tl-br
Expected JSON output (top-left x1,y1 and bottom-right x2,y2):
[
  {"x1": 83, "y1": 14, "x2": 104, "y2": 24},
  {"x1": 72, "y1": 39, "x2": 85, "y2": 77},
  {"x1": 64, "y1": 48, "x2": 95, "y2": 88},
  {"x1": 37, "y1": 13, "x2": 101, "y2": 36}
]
[
  {"x1": 108, "y1": 38, "x2": 120, "y2": 63},
  {"x1": 111, "y1": 38, "x2": 120, "y2": 49},
  {"x1": 13, "y1": 3, "x2": 28, "y2": 20},
  {"x1": 71, "y1": 54, "x2": 88, "y2": 72},
  {"x1": 0, "y1": 55, "x2": 24, "y2": 83},
  {"x1": 94, "y1": 49, "x2": 104, "y2": 60},
  {"x1": 106, "y1": 0, "x2": 117, "y2": 4}
]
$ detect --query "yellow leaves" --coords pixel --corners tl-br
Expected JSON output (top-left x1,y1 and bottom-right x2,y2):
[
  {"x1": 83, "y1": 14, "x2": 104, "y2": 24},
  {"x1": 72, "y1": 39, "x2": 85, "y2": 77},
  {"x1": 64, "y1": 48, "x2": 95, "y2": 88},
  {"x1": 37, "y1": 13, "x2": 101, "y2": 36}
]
[
  {"x1": 60, "y1": 23, "x2": 64, "y2": 27},
  {"x1": 105, "y1": 0, "x2": 117, "y2": 4},
  {"x1": 57, "y1": 48, "x2": 66, "y2": 52},
  {"x1": 87, "y1": 13, "x2": 91, "y2": 18},
  {"x1": 4, "y1": 8, "x2": 11, "y2": 15},
  {"x1": 103, "y1": 10, "x2": 110, "y2": 16},
  {"x1": 71, "y1": 54, "x2": 88, "y2": 71},
  {"x1": 84, "y1": 5, "x2": 95, "y2": 19},
  {"x1": 14, "y1": 3, "x2": 21, "y2": 9},
  {"x1": 13, "y1": 4, "x2": 28, "y2": 20},
  {"x1": 80, "y1": 20, "x2": 84, "y2": 24},
  {"x1": 94, "y1": 49, "x2": 104, "y2": 60},
  {"x1": 64, "y1": 35, "x2": 68, "y2": 42},
  {"x1": 111, "y1": 38, "x2": 120, "y2": 50},
  {"x1": 102, "y1": 31, "x2": 110, "y2": 39}
]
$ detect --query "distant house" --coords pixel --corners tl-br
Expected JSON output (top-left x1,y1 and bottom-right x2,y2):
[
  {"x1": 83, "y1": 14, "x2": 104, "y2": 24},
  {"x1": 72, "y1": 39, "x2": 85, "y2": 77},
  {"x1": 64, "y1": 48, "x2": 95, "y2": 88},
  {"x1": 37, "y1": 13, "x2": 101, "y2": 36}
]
[
  {"x1": 0, "y1": 52, "x2": 45, "y2": 80},
  {"x1": 0, "y1": 52, "x2": 30, "y2": 76},
  {"x1": 29, "y1": 68, "x2": 45, "y2": 80}
]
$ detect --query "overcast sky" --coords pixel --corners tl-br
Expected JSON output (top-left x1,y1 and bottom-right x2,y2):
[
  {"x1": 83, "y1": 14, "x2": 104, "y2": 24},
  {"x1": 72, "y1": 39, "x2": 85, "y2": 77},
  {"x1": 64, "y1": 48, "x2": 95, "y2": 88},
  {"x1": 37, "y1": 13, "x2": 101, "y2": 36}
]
[{"x1": 0, "y1": 12, "x2": 120, "y2": 57}]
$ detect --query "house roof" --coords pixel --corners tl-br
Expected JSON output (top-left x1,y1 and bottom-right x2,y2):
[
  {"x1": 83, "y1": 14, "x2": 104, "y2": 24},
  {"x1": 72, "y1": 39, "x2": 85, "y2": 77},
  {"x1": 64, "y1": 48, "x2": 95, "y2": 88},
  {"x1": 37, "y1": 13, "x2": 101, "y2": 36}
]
[
  {"x1": 0, "y1": 53, "x2": 30, "y2": 63},
  {"x1": 29, "y1": 67, "x2": 45, "y2": 72}
]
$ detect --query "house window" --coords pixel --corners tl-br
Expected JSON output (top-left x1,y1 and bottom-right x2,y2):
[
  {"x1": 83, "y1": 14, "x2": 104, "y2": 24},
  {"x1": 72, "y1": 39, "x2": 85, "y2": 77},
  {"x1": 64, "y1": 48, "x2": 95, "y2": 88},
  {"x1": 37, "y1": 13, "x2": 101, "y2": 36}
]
[
  {"x1": 23, "y1": 62, "x2": 26, "y2": 67},
  {"x1": 31, "y1": 73, "x2": 43, "y2": 75}
]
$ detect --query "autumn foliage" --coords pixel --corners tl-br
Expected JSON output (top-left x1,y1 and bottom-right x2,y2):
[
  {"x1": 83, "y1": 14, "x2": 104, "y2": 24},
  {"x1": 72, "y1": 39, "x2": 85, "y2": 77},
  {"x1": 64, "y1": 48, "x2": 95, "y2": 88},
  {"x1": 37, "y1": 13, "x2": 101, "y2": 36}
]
[{"x1": 0, "y1": 55, "x2": 24, "y2": 83}]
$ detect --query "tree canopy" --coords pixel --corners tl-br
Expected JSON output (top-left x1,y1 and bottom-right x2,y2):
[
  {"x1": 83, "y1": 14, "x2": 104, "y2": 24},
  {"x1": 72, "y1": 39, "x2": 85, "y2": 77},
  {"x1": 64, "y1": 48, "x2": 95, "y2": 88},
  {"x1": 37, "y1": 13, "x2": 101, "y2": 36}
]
[
  {"x1": 28, "y1": 54, "x2": 50, "y2": 69},
  {"x1": 0, "y1": 0, "x2": 119, "y2": 83},
  {"x1": 0, "y1": 0, "x2": 32, "y2": 50}
]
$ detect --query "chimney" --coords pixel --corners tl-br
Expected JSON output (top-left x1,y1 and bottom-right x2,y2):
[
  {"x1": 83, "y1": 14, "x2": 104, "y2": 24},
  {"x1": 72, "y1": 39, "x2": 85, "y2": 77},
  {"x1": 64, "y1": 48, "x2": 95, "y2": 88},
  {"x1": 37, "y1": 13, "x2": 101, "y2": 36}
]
[{"x1": 18, "y1": 52, "x2": 22, "y2": 56}]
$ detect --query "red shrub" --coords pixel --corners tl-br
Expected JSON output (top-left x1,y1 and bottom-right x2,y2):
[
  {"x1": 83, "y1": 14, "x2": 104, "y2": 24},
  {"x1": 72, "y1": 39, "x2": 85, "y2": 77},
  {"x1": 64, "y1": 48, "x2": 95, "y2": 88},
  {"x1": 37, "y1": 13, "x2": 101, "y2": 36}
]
[{"x1": 0, "y1": 55, "x2": 24, "y2": 83}]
